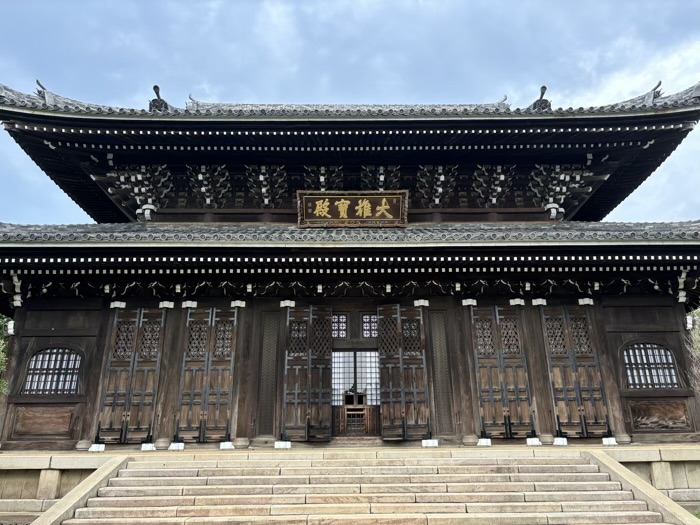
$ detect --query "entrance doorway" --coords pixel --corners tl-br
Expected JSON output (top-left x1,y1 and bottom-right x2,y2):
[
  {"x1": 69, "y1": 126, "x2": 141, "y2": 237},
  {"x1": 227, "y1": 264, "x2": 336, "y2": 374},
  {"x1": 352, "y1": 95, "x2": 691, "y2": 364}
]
[
  {"x1": 332, "y1": 351, "x2": 380, "y2": 436},
  {"x1": 282, "y1": 303, "x2": 430, "y2": 442}
]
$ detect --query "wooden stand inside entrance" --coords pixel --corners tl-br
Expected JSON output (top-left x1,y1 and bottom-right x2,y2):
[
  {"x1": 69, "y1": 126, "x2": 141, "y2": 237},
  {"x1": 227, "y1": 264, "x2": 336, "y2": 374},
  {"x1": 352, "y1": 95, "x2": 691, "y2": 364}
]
[{"x1": 333, "y1": 405, "x2": 380, "y2": 436}]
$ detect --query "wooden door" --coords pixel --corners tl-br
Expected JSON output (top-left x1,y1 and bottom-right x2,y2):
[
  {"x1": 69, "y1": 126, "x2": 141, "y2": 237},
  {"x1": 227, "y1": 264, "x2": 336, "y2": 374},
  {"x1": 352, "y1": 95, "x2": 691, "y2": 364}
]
[
  {"x1": 282, "y1": 306, "x2": 333, "y2": 442},
  {"x1": 99, "y1": 308, "x2": 165, "y2": 443},
  {"x1": 177, "y1": 307, "x2": 237, "y2": 442},
  {"x1": 283, "y1": 307, "x2": 311, "y2": 441},
  {"x1": 543, "y1": 305, "x2": 609, "y2": 437},
  {"x1": 472, "y1": 306, "x2": 533, "y2": 438},
  {"x1": 308, "y1": 306, "x2": 332, "y2": 441},
  {"x1": 378, "y1": 304, "x2": 430, "y2": 441}
]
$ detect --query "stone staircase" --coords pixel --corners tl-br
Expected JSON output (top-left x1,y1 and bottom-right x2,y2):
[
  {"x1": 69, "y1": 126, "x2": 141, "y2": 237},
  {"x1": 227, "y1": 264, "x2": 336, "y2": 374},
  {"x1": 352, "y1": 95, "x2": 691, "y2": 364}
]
[{"x1": 62, "y1": 448, "x2": 673, "y2": 525}]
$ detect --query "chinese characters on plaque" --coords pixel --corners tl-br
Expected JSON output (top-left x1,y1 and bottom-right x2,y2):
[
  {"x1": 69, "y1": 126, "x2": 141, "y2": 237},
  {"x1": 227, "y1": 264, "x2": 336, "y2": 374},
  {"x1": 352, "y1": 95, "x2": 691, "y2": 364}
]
[{"x1": 298, "y1": 190, "x2": 409, "y2": 227}]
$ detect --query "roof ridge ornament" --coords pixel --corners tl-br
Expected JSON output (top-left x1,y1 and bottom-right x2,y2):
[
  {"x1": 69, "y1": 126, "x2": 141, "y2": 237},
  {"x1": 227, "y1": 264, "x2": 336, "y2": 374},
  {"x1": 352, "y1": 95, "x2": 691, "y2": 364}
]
[
  {"x1": 529, "y1": 85, "x2": 551, "y2": 111},
  {"x1": 35, "y1": 79, "x2": 57, "y2": 105},
  {"x1": 149, "y1": 85, "x2": 171, "y2": 113}
]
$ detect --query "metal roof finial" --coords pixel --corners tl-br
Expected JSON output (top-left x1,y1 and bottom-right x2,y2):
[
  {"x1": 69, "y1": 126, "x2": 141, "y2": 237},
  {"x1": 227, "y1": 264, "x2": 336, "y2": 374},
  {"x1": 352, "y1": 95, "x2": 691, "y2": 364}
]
[
  {"x1": 149, "y1": 85, "x2": 170, "y2": 113},
  {"x1": 529, "y1": 85, "x2": 551, "y2": 111}
]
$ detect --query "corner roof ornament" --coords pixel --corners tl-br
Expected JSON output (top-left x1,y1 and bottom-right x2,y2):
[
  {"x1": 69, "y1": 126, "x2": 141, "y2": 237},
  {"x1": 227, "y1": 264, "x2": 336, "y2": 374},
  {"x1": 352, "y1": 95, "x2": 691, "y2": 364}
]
[
  {"x1": 529, "y1": 85, "x2": 551, "y2": 111},
  {"x1": 148, "y1": 85, "x2": 171, "y2": 113}
]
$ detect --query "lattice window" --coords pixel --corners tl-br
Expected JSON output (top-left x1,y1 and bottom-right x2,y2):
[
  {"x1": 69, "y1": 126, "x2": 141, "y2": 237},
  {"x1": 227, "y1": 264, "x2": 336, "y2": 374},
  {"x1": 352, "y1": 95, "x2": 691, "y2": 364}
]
[
  {"x1": 139, "y1": 320, "x2": 162, "y2": 359},
  {"x1": 312, "y1": 315, "x2": 332, "y2": 356},
  {"x1": 332, "y1": 314, "x2": 348, "y2": 338},
  {"x1": 289, "y1": 321, "x2": 308, "y2": 357},
  {"x1": 214, "y1": 320, "x2": 234, "y2": 358},
  {"x1": 378, "y1": 316, "x2": 399, "y2": 356},
  {"x1": 187, "y1": 320, "x2": 209, "y2": 358},
  {"x1": 475, "y1": 318, "x2": 495, "y2": 356},
  {"x1": 500, "y1": 318, "x2": 521, "y2": 354},
  {"x1": 624, "y1": 343, "x2": 680, "y2": 389},
  {"x1": 402, "y1": 319, "x2": 422, "y2": 356},
  {"x1": 570, "y1": 317, "x2": 593, "y2": 355},
  {"x1": 113, "y1": 320, "x2": 136, "y2": 358},
  {"x1": 22, "y1": 348, "x2": 82, "y2": 395},
  {"x1": 545, "y1": 318, "x2": 567, "y2": 355},
  {"x1": 362, "y1": 314, "x2": 378, "y2": 338}
]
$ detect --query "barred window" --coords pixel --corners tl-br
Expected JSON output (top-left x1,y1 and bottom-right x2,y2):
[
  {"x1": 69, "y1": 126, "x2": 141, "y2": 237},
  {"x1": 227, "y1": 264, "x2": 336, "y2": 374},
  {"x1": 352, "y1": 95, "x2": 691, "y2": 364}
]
[
  {"x1": 362, "y1": 314, "x2": 379, "y2": 338},
  {"x1": 331, "y1": 314, "x2": 348, "y2": 338},
  {"x1": 22, "y1": 348, "x2": 82, "y2": 395},
  {"x1": 624, "y1": 343, "x2": 680, "y2": 389}
]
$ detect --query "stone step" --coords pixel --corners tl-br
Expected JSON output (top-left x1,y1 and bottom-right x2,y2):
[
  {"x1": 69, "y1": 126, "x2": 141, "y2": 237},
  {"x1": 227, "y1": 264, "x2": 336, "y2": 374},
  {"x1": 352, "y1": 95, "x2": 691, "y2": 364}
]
[
  {"x1": 119, "y1": 469, "x2": 200, "y2": 478},
  {"x1": 98, "y1": 486, "x2": 186, "y2": 497},
  {"x1": 87, "y1": 494, "x2": 307, "y2": 507},
  {"x1": 63, "y1": 519, "x2": 672, "y2": 525},
  {"x1": 78, "y1": 501, "x2": 651, "y2": 519},
  {"x1": 109, "y1": 476, "x2": 208, "y2": 487},
  {"x1": 522, "y1": 490, "x2": 634, "y2": 502},
  {"x1": 186, "y1": 484, "x2": 362, "y2": 495},
  {"x1": 506, "y1": 472, "x2": 609, "y2": 482},
  {"x1": 124, "y1": 457, "x2": 592, "y2": 469},
  {"x1": 65, "y1": 518, "x2": 306, "y2": 525},
  {"x1": 533, "y1": 481, "x2": 622, "y2": 492},
  {"x1": 545, "y1": 512, "x2": 662, "y2": 524}
]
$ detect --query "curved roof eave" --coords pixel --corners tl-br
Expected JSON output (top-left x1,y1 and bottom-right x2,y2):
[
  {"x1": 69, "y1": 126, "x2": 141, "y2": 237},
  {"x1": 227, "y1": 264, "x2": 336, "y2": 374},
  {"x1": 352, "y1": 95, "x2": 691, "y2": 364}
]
[{"x1": 1, "y1": 80, "x2": 699, "y2": 122}]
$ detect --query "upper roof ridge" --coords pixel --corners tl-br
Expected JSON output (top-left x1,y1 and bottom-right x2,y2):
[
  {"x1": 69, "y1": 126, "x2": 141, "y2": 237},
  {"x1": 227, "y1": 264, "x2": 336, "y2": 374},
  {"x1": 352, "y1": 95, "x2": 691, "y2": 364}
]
[{"x1": 1, "y1": 80, "x2": 699, "y2": 119}]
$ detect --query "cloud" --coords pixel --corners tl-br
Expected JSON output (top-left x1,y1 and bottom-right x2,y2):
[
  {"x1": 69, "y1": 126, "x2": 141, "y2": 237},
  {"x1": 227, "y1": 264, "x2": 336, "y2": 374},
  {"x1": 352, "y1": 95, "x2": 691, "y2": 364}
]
[{"x1": 0, "y1": 1, "x2": 699, "y2": 223}]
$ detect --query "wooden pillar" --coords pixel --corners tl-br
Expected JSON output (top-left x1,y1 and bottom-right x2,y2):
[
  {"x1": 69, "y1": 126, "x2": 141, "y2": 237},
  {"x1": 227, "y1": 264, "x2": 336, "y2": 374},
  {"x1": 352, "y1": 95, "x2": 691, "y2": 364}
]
[
  {"x1": 0, "y1": 307, "x2": 25, "y2": 441},
  {"x1": 592, "y1": 301, "x2": 630, "y2": 444},
  {"x1": 456, "y1": 303, "x2": 478, "y2": 444},
  {"x1": 231, "y1": 301, "x2": 253, "y2": 447},
  {"x1": 154, "y1": 306, "x2": 185, "y2": 447},
  {"x1": 521, "y1": 304, "x2": 556, "y2": 443},
  {"x1": 79, "y1": 303, "x2": 113, "y2": 445},
  {"x1": 424, "y1": 299, "x2": 457, "y2": 439}
]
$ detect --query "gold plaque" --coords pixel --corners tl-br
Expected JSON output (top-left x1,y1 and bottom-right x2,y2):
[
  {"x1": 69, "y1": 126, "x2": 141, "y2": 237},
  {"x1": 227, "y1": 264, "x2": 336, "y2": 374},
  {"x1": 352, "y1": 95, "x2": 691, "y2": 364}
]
[{"x1": 298, "y1": 190, "x2": 409, "y2": 227}]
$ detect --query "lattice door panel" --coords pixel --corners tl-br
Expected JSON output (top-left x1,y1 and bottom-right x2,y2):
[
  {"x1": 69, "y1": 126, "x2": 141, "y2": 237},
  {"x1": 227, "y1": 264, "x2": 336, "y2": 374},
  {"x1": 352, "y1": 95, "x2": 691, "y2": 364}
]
[
  {"x1": 178, "y1": 307, "x2": 238, "y2": 442},
  {"x1": 283, "y1": 307, "x2": 311, "y2": 441},
  {"x1": 401, "y1": 307, "x2": 430, "y2": 440},
  {"x1": 543, "y1": 305, "x2": 608, "y2": 437},
  {"x1": 378, "y1": 304, "x2": 404, "y2": 440},
  {"x1": 99, "y1": 308, "x2": 165, "y2": 444},
  {"x1": 308, "y1": 306, "x2": 333, "y2": 441},
  {"x1": 471, "y1": 306, "x2": 533, "y2": 439},
  {"x1": 378, "y1": 304, "x2": 430, "y2": 441}
]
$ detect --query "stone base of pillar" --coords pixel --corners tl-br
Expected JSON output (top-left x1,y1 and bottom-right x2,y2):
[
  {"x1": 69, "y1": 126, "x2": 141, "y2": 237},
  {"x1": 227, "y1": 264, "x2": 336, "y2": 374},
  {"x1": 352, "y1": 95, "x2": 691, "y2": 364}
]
[
  {"x1": 233, "y1": 437, "x2": 250, "y2": 449},
  {"x1": 614, "y1": 433, "x2": 632, "y2": 445},
  {"x1": 155, "y1": 438, "x2": 171, "y2": 450},
  {"x1": 75, "y1": 439, "x2": 92, "y2": 451},
  {"x1": 539, "y1": 434, "x2": 555, "y2": 445},
  {"x1": 461, "y1": 434, "x2": 479, "y2": 446}
]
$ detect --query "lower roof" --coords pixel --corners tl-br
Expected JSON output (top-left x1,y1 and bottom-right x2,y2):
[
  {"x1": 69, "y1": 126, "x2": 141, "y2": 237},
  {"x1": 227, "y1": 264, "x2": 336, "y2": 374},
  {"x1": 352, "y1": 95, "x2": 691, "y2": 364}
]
[{"x1": 0, "y1": 221, "x2": 699, "y2": 250}]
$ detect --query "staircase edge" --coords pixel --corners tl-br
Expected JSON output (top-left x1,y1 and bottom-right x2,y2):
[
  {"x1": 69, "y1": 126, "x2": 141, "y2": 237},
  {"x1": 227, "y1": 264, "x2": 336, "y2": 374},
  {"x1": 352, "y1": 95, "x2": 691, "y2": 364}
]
[
  {"x1": 585, "y1": 449, "x2": 696, "y2": 525},
  {"x1": 32, "y1": 455, "x2": 129, "y2": 525}
]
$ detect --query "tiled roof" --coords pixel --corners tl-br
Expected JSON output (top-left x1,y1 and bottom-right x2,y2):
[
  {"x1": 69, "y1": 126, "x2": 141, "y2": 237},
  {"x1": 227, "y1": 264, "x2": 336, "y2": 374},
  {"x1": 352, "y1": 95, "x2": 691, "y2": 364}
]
[
  {"x1": 1, "y1": 221, "x2": 698, "y2": 247},
  {"x1": 1, "y1": 80, "x2": 699, "y2": 119}
]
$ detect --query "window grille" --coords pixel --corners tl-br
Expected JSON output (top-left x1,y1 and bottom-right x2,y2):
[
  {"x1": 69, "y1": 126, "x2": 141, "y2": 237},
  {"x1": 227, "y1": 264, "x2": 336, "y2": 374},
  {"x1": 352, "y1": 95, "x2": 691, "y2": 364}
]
[
  {"x1": 331, "y1": 314, "x2": 348, "y2": 338},
  {"x1": 362, "y1": 314, "x2": 379, "y2": 338},
  {"x1": 22, "y1": 348, "x2": 82, "y2": 395},
  {"x1": 624, "y1": 343, "x2": 680, "y2": 389},
  {"x1": 332, "y1": 351, "x2": 380, "y2": 406}
]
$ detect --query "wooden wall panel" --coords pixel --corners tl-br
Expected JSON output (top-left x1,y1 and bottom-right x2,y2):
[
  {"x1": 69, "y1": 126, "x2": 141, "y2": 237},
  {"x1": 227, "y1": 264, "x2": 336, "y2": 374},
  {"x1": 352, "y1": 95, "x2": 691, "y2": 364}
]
[
  {"x1": 11, "y1": 405, "x2": 75, "y2": 439},
  {"x1": 257, "y1": 311, "x2": 281, "y2": 436},
  {"x1": 428, "y1": 310, "x2": 455, "y2": 435}
]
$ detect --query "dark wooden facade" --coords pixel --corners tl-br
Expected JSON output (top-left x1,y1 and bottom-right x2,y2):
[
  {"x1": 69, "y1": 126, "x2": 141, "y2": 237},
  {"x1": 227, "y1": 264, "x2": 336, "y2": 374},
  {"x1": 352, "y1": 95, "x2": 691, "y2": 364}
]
[
  {"x1": 1, "y1": 80, "x2": 700, "y2": 448},
  {"x1": 1, "y1": 290, "x2": 698, "y2": 449}
]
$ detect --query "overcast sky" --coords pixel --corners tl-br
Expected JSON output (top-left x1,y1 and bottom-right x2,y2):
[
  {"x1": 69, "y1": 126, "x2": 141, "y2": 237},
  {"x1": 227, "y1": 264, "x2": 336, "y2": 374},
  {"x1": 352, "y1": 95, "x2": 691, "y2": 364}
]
[{"x1": 1, "y1": 0, "x2": 699, "y2": 224}]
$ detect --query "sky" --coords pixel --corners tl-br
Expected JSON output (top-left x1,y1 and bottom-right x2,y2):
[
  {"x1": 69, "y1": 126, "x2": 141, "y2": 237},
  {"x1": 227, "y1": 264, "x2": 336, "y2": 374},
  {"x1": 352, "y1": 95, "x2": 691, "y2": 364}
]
[{"x1": 0, "y1": 0, "x2": 699, "y2": 225}]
